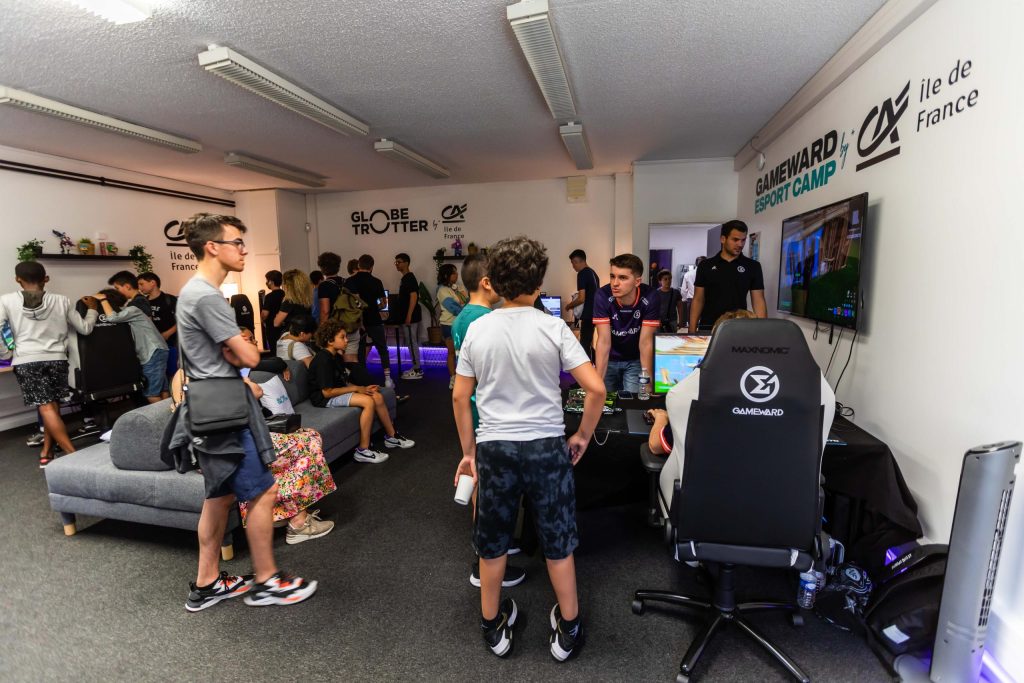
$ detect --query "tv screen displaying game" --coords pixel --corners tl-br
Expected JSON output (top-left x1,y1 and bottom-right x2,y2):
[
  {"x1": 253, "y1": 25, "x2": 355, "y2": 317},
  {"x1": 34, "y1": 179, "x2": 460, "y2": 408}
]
[
  {"x1": 654, "y1": 334, "x2": 711, "y2": 394},
  {"x1": 778, "y1": 192, "x2": 867, "y2": 329}
]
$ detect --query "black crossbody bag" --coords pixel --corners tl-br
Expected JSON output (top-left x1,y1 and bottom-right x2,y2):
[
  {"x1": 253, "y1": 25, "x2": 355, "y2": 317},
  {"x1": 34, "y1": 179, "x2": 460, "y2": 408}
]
[{"x1": 180, "y1": 343, "x2": 250, "y2": 435}]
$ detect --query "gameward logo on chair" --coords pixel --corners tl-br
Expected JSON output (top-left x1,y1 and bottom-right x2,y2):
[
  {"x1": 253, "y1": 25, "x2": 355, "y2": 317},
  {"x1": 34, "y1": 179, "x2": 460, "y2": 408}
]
[{"x1": 734, "y1": 366, "x2": 784, "y2": 416}]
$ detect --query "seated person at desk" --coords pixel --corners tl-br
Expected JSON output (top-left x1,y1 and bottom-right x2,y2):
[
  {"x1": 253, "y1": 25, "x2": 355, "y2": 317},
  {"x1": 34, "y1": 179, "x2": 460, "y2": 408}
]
[
  {"x1": 276, "y1": 313, "x2": 316, "y2": 368},
  {"x1": 308, "y1": 318, "x2": 414, "y2": 464},
  {"x1": 647, "y1": 311, "x2": 836, "y2": 519}
]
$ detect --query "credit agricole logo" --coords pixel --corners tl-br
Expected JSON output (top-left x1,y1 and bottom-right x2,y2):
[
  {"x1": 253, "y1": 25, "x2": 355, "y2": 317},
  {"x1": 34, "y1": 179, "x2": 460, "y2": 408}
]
[{"x1": 753, "y1": 56, "x2": 980, "y2": 215}]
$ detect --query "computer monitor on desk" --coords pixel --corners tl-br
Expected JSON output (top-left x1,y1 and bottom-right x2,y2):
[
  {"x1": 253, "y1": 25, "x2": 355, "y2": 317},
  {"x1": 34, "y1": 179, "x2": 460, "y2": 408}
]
[
  {"x1": 540, "y1": 295, "x2": 561, "y2": 317},
  {"x1": 654, "y1": 333, "x2": 711, "y2": 394}
]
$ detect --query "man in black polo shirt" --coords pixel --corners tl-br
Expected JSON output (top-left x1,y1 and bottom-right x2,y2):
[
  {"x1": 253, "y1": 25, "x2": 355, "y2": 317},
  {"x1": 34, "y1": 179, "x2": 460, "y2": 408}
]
[
  {"x1": 689, "y1": 220, "x2": 767, "y2": 331},
  {"x1": 565, "y1": 249, "x2": 599, "y2": 360}
]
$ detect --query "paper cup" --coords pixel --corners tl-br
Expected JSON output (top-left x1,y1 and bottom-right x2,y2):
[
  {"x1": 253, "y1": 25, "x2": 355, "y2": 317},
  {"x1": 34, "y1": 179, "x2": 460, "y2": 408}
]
[{"x1": 454, "y1": 474, "x2": 475, "y2": 506}]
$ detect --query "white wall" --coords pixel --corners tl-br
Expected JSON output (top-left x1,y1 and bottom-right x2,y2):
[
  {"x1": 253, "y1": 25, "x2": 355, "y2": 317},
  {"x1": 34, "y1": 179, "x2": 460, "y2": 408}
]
[
  {"x1": 733, "y1": 0, "x2": 1023, "y2": 676},
  {"x1": 632, "y1": 159, "x2": 738, "y2": 275},
  {"x1": 312, "y1": 177, "x2": 617, "y2": 312},
  {"x1": 648, "y1": 224, "x2": 714, "y2": 287}
]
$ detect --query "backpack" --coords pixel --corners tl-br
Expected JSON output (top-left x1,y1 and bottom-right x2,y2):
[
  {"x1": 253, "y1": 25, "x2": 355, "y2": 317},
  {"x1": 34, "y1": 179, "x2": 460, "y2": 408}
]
[{"x1": 329, "y1": 287, "x2": 366, "y2": 333}]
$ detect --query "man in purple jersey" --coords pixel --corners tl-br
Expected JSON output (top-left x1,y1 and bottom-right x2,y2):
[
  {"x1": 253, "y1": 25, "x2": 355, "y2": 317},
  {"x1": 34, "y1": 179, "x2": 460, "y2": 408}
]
[{"x1": 592, "y1": 254, "x2": 660, "y2": 396}]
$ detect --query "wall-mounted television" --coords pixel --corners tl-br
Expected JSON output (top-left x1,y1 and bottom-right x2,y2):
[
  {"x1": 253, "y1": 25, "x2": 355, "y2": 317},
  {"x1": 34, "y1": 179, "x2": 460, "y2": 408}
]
[{"x1": 778, "y1": 192, "x2": 867, "y2": 329}]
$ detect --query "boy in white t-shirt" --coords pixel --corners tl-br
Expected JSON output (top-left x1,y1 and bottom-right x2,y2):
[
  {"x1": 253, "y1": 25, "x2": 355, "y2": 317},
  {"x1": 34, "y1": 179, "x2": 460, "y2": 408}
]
[
  {"x1": 453, "y1": 236, "x2": 605, "y2": 661},
  {"x1": 275, "y1": 313, "x2": 316, "y2": 367}
]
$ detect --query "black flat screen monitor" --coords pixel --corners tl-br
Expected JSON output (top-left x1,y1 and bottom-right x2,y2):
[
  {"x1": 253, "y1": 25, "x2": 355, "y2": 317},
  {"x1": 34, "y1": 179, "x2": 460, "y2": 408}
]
[
  {"x1": 778, "y1": 192, "x2": 867, "y2": 329},
  {"x1": 654, "y1": 333, "x2": 711, "y2": 395},
  {"x1": 540, "y1": 295, "x2": 561, "y2": 317}
]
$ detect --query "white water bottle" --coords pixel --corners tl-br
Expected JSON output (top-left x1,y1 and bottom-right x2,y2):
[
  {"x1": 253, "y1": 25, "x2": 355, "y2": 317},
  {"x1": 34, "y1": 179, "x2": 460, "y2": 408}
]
[{"x1": 638, "y1": 368, "x2": 651, "y2": 400}]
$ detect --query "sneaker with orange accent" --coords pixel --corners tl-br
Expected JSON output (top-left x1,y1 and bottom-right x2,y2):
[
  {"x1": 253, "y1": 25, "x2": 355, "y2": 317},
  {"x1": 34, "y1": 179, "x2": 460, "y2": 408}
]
[
  {"x1": 185, "y1": 572, "x2": 253, "y2": 612},
  {"x1": 243, "y1": 572, "x2": 317, "y2": 607}
]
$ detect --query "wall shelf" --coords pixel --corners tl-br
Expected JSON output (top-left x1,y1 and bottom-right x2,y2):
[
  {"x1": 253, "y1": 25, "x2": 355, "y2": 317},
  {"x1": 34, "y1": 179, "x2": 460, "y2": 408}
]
[{"x1": 36, "y1": 253, "x2": 132, "y2": 261}]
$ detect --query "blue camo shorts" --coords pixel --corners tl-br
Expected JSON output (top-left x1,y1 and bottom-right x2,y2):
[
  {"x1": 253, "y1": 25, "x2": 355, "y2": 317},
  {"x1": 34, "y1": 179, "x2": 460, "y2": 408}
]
[{"x1": 474, "y1": 436, "x2": 579, "y2": 561}]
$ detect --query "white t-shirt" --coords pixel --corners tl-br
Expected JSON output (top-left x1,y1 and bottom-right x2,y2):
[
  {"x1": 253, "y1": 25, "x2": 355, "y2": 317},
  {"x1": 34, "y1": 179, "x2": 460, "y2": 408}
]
[
  {"x1": 681, "y1": 269, "x2": 696, "y2": 300},
  {"x1": 276, "y1": 335, "x2": 313, "y2": 362},
  {"x1": 456, "y1": 306, "x2": 590, "y2": 442},
  {"x1": 657, "y1": 368, "x2": 836, "y2": 513}
]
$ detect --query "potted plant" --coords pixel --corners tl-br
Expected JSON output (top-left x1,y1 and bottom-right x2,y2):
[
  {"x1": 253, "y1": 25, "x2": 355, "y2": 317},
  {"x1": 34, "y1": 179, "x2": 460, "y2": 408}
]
[
  {"x1": 432, "y1": 247, "x2": 445, "y2": 280},
  {"x1": 466, "y1": 242, "x2": 478, "y2": 255},
  {"x1": 78, "y1": 238, "x2": 95, "y2": 255},
  {"x1": 129, "y1": 245, "x2": 153, "y2": 274},
  {"x1": 418, "y1": 281, "x2": 443, "y2": 345},
  {"x1": 17, "y1": 239, "x2": 44, "y2": 262}
]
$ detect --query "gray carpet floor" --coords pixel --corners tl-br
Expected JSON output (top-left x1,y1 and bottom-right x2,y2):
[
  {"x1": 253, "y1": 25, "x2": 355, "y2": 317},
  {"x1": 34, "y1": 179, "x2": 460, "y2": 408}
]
[{"x1": 1, "y1": 367, "x2": 890, "y2": 683}]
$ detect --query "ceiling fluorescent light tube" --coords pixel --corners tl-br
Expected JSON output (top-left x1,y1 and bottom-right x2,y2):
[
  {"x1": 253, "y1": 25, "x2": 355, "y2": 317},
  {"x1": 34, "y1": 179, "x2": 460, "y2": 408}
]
[
  {"x1": 223, "y1": 152, "x2": 326, "y2": 188},
  {"x1": 0, "y1": 85, "x2": 201, "y2": 153},
  {"x1": 65, "y1": 0, "x2": 152, "y2": 24},
  {"x1": 507, "y1": 0, "x2": 577, "y2": 120},
  {"x1": 374, "y1": 139, "x2": 450, "y2": 179},
  {"x1": 559, "y1": 122, "x2": 593, "y2": 170},
  {"x1": 199, "y1": 47, "x2": 369, "y2": 137}
]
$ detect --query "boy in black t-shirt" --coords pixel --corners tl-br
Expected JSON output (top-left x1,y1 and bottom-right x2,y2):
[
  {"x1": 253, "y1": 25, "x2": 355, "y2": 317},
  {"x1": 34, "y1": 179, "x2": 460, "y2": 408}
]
[
  {"x1": 566, "y1": 249, "x2": 599, "y2": 359},
  {"x1": 308, "y1": 319, "x2": 413, "y2": 464},
  {"x1": 138, "y1": 272, "x2": 178, "y2": 377},
  {"x1": 393, "y1": 252, "x2": 423, "y2": 379},
  {"x1": 346, "y1": 254, "x2": 394, "y2": 387}
]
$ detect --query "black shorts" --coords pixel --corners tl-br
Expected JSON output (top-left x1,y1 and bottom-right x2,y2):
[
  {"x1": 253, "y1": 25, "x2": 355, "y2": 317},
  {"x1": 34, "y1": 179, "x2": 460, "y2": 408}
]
[
  {"x1": 13, "y1": 360, "x2": 70, "y2": 406},
  {"x1": 474, "y1": 437, "x2": 578, "y2": 561}
]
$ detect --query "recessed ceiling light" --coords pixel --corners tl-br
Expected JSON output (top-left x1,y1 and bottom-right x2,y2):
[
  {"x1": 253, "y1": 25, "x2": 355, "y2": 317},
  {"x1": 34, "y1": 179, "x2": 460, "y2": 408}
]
[
  {"x1": 0, "y1": 85, "x2": 201, "y2": 153},
  {"x1": 64, "y1": 0, "x2": 153, "y2": 24},
  {"x1": 223, "y1": 152, "x2": 326, "y2": 188},
  {"x1": 374, "y1": 139, "x2": 449, "y2": 179}
]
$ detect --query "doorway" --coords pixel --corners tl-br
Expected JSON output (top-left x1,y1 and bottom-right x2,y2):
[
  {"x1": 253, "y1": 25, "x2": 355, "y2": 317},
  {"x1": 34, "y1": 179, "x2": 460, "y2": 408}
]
[{"x1": 648, "y1": 223, "x2": 721, "y2": 288}]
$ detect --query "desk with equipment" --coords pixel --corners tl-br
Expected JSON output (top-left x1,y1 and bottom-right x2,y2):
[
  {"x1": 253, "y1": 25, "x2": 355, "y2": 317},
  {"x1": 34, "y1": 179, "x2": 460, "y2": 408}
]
[{"x1": 566, "y1": 330, "x2": 922, "y2": 572}]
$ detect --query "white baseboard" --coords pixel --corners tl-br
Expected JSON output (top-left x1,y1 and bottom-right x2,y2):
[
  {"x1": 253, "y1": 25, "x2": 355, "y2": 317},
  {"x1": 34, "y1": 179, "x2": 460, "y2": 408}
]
[{"x1": 985, "y1": 600, "x2": 1024, "y2": 682}]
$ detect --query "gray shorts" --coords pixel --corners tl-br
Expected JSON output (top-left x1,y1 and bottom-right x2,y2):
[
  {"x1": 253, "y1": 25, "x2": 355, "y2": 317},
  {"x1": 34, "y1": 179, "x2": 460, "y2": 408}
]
[{"x1": 474, "y1": 437, "x2": 578, "y2": 561}]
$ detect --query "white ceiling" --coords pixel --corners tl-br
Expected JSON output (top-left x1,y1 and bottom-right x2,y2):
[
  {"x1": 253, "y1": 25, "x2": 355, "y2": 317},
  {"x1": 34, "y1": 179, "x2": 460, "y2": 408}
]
[{"x1": 0, "y1": 0, "x2": 886, "y2": 192}]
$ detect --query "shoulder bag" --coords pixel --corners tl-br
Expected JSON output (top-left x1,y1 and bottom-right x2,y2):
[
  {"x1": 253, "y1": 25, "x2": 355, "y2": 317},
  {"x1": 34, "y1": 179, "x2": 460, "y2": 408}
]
[{"x1": 180, "y1": 342, "x2": 251, "y2": 435}]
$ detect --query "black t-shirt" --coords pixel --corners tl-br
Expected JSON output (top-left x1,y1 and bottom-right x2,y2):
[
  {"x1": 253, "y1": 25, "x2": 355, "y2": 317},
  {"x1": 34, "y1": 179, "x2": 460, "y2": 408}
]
[
  {"x1": 263, "y1": 289, "x2": 285, "y2": 322},
  {"x1": 395, "y1": 272, "x2": 422, "y2": 324},
  {"x1": 576, "y1": 266, "x2": 599, "y2": 322},
  {"x1": 128, "y1": 293, "x2": 153, "y2": 318},
  {"x1": 658, "y1": 287, "x2": 681, "y2": 324},
  {"x1": 344, "y1": 271, "x2": 386, "y2": 327},
  {"x1": 694, "y1": 253, "x2": 764, "y2": 328},
  {"x1": 148, "y1": 292, "x2": 177, "y2": 345},
  {"x1": 308, "y1": 349, "x2": 350, "y2": 408},
  {"x1": 278, "y1": 300, "x2": 308, "y2": 329},
  {"x1": 317, "y1": 276, "x2": 345, "y2": 317}
]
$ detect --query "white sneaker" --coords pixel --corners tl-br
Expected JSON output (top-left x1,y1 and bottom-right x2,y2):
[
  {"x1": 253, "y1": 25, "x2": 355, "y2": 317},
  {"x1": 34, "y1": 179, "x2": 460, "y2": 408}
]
[
  {"x1": 448, "y1": 376, "x2": 455, "y2": 390},
  {"x1": 384, "y1": 433, "x2": 415, "y2": 449},
  {"x1": 401, "y1": 368, "x2": 423, "y2": 380},
  {"x1": 353, "y1": 447, "x2": 389, "y2": 464},
  {"x1": 384, "y1": 376, "x2": 395, "y2": 389},
  {"x1": 286, "y1": 509, "x2": 335, "y2": 545}
]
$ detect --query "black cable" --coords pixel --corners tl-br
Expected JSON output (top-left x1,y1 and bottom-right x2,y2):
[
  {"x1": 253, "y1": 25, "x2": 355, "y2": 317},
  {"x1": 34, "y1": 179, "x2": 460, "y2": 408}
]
[
  {"x1": 825, "y1": 328, "x2": 843, "y2": 376},
  {"x1": 833, "y1": 328, "x2": 859, "y2": 394}
]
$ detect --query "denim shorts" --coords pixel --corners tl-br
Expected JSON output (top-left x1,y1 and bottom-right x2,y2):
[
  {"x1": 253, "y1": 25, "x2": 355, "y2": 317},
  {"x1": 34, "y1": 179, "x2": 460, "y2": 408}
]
[
  {"x1": 475, "y1": 437, "x2": 578, "y2": 561},
  {"x1": 326, "y1": 393, "x2": 355, "y2": 408},
  {"x1": 141, "y1": 348, "x2": 170, "y2": 397},
  {"x1": 604, "y1": 358, "x2": 642, "y2": 394},
  {"x1": 208, "y1": 429, "x2": 275, "y2": 502}
]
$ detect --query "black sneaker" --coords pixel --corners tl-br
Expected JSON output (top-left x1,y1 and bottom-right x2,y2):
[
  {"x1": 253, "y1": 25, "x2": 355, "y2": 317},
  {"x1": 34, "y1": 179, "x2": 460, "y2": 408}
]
[
  {"x1": 470, "y1": 561, "x2": 527, "y2": 588},
  {"x1": 243, "y1": 572, "x2": 317, "y2": 607},
  {"x1": 185, "y1": 572, "x2": 253, "y2": 612},
  {"x1": 482, "y1": 597, "x2": 518, "y2": 657},
  {"x1": 549, "y1": 604, "x2": 582, "y2": 661}
]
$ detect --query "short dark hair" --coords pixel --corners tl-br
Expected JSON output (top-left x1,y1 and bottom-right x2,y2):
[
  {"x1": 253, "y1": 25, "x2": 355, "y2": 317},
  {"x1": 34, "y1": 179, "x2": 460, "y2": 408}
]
[
  {"x1": 137, "y1": 272, "x2": 161, "y2": 287},
  {"x1": 346, "y1": 258, "x2": 359, "y2": 275},
  {"x1": 721, "y1": 220, "x2": 749, "y2": 238},
  {"x1": 265, "y1": 270, "x2": 282, "y2": 287},
  {"x1": 315, "y1": 317, "x2": 346, "y2": 348},
  {"x1": 357, "y1": 254, "x2": 374, "y2": 270},
  {"x1": 569, "y1": 249, "x2": 587, "y2": 261},
  {"x1": 310, "y1": 270, "x2": 324, "y2": 285},
  {"x1": 317, "y1": 251, "x2": 341, "y2": 276},
  {"x1": 461, "y1": 253, "x2": 489, "y2": 292},
  {"x1": 394, "y1": 252, "x2": 410, "y2": 264},
  {"x1": 437, "y1": 263, "x2": 457, "y2": 286},
  {"x1": 182, "y1": 213, "x2": 247, "y2": 260},
  {"x1": 488, "y1": 236, "x2": 548, "y2": 300},
  {"x1": 15, "y1": 261, "x2": 46, "y2": 284},
  {"x1": 609, "y1": 253, "x2": 644, "y2": 277},
  {"x1": 288, "y1": 313, "x2": 317, "y2": 336},
  {"x1": 695, "y1": 255, "x2": 707, "y2": 266},
  {"x1": 108, "y1": 270, "x2": 138, "y2": 289},
  {"x1": 657, "y1": 269, "x2": 672, "y2": 281},
  {"x1": 100, "y1": 287, "x2": 127, "y2": 311}
]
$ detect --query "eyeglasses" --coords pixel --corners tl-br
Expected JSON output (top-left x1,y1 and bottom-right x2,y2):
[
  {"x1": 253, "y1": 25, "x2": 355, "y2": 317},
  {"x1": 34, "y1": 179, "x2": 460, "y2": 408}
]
[{"x1": 209, "y1": 239, "x2": 247, "y2": 251}]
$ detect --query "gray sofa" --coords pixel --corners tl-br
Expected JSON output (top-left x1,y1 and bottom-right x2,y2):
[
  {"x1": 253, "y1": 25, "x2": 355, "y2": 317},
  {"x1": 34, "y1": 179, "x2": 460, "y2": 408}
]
[{"x1": 44, "y1": 359, "x2": 396, "y2": 558}]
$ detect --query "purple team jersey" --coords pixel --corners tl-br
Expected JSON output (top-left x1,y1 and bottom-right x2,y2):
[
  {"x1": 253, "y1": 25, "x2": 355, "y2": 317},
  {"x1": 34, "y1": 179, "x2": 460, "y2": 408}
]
[{"x1": 592, "y1": 283, "x2": 660, "y2": 361}]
